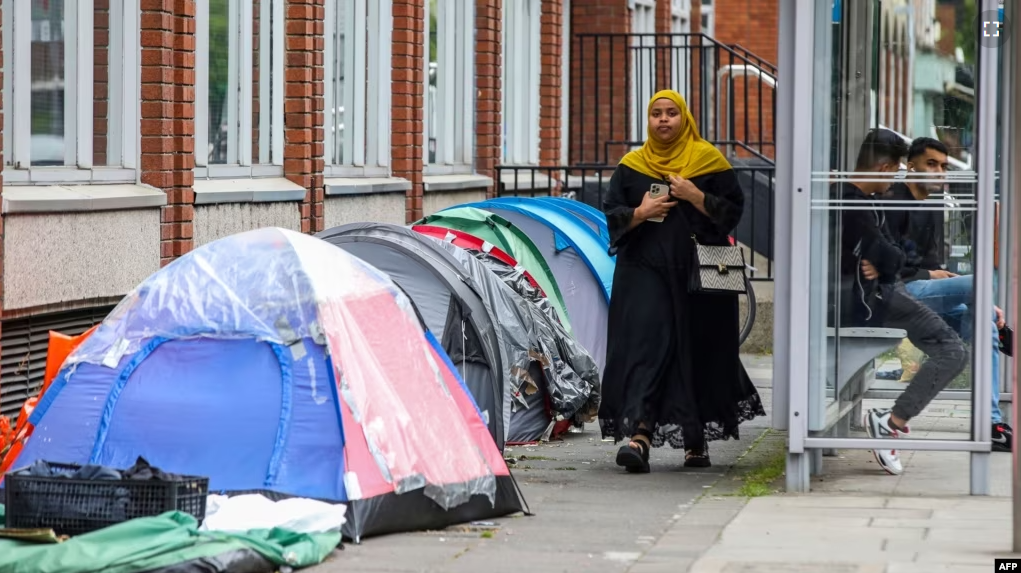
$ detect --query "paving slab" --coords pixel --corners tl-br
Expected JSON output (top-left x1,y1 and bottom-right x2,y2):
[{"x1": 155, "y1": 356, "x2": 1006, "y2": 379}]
[{"x1": 306, "y1": 369, "x2": 774, "y2": 573}]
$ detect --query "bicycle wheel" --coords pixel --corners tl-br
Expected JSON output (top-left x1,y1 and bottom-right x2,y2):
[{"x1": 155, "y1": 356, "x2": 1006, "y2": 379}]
[{"x1": 739, "y1": 277, "x2": 756, "y2": 347}]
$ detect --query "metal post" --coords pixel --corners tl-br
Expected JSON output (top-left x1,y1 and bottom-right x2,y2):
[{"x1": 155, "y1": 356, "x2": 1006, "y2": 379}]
[
  {"x1": 1008, "y1": 0, "x2": 1021, "y2": 554},
  {"x1": 972, "y1": 0, "x2": 1002, "y2": 497},
  {"x1": 782, "y1": 0, "x2": 816, "y2": 494},
  {"x1": 772, "y1": 0, "x2": 795, "y2": 434}
]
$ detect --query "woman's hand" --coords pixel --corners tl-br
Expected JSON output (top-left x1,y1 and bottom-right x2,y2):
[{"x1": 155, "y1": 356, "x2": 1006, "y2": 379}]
[
  {"x1": 667, "y1": 175, "x2": 709, "y2": 217},
  {"x1": 634, "y1": 191, "x2": 677, "y2": 225},
  {"x1": 667, "y1": 175, "x2": 702, "y2": 202}
]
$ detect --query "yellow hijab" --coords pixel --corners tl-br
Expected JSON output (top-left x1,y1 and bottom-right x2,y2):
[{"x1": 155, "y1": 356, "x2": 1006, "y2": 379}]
[{"x1": 619, "y1": 90, "x2": 732, "y2": 181}]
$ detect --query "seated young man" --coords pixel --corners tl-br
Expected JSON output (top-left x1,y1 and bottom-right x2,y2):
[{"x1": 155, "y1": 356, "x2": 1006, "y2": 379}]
[
  {"x1": 839, "y1": 129, "x2": 968, "y2": 475},
  {"x1": 882, "y1": 136, "x2": 1012, "y2": 451}
]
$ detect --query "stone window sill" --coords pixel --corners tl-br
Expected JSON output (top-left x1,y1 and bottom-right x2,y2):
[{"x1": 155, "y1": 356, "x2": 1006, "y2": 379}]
[
  {"x1": 422, "y1": 174, "x2": 494, "y2": 193},
  {"x1": 193, "y1": 177, "x2": 306, "y2": 205},
  {"x1": 2, "y1": 184, "x2": 167, "y2": 214},
  {"x1": 324, "y1": 177, "x2": 411, "y2": 196}
]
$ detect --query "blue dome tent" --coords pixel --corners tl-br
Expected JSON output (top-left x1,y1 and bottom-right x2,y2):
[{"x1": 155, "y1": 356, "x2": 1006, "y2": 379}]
[
  {"x1": 8, "y1": 228, "x2": 525, "y2": 542},
  {"x1": 533, "y1": 196, "x2": 610, "y2": 244}
]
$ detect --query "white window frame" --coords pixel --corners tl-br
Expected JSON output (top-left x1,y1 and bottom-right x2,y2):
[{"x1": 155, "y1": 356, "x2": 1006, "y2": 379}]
[
  {"x1": 195, "y1": 0, "x2": 285, "y2": 179},
  {"x1": 502, "y1": 0, "x2": 541, "y2": 166},
  {"x1": 424, "y1": 0, "x2": 475, "y2": 175},
  {"x1": 700, "y1": 0, "x2": 715, "y2": 36},
  {"x1": 2, "y1": 0, "x2": 139, "y2": 185},
  {"x1": 671, "y1": 0, "x2": 692, "y2": 98},
  {"x1": 630, "y1": 0, "x2": 656, "y2": 143},
  {"x1": 324, "y1": 0, "x2": 392, "y2": 178}
]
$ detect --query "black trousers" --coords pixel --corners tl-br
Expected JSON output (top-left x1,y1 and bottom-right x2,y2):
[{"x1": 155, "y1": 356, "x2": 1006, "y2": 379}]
[{"x1": 880, "y1": 283, "x2": 969, "y2": 421}]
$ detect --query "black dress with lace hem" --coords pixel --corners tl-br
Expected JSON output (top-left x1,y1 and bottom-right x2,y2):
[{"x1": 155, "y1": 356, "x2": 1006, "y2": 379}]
[{"x1": 597, "y1": 164, "x2": 766, "y2": 451}]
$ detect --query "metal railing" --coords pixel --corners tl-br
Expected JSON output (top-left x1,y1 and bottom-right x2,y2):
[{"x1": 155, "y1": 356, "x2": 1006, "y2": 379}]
[
  {"x1": 570, "y1": 32, "x2": 777, "y2": 166},
  {"x1": 495, "y1": 164, "x2": 775, "y2": 281}
]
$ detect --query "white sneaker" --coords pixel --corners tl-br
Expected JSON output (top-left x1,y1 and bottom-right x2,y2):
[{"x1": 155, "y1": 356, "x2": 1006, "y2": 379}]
[{"x1": 863, "y1": 408, "x2": 905, "y2": 475}]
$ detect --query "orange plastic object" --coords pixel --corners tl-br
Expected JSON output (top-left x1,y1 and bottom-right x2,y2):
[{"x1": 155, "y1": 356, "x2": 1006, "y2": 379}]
[{"x1": 0, "y1": 325, "x2": 99, "y2": 478}]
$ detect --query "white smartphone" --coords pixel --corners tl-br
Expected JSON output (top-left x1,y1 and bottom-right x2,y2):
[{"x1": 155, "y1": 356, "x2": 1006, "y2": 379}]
[{"x1": 647, "y1": 183, "x2": 670, "y2": 223}]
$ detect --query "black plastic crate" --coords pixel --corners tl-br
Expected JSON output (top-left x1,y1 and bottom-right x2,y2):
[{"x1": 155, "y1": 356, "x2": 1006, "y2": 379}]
[{"x1": 4, "y1": 461, "x2": 208, "y2": 536}]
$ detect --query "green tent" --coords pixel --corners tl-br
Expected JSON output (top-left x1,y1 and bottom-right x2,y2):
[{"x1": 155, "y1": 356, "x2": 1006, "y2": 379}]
[
  {"x1": 416, "y1": 206, "x2": 574, "y2": 335},
  {"x1": 0, "y1": 511, "x2": 339, "y2": 573}
]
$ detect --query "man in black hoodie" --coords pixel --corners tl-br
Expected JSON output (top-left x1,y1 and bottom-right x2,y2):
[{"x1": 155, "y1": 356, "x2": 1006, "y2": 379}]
[{"x1": 839, "y1": 128, "x2": 967, "y2": 476}]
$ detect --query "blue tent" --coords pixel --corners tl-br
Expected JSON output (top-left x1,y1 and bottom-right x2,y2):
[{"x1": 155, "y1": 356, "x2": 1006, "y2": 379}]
[
  {"x1": 450, "y1": 199, "x2": 614, "y2": 370},
  {"x1": 9, "y1": 228, "x2": 524, "y2": 541},
  {"x1": 533, "y1": 196, "x2": 610, "y2": 244}
]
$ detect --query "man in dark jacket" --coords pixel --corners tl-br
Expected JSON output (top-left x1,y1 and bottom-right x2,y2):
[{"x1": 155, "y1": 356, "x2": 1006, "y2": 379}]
[
  {"x1": 882, "y1": 137, "x2": 1011, "y2": 451},
  {"x1": 839, "y1": 129, "x2": 967, "y2": 476}
]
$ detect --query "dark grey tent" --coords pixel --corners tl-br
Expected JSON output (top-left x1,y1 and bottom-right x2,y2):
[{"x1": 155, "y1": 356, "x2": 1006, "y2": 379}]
[
  {"x1": 421, "y1": 234, "x2": 602, "y2": 435},
  {"x1": 317, "y1": 223, "x2": 600, "y2": 445},
  {"x1": 427, "y1": 234, "x2": 602, "y2": 433}
]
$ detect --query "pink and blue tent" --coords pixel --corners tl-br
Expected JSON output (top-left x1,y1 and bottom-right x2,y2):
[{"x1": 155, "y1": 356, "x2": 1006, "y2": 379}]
[{"x1": 8, "y1": 228, "x2": 526, "y2": 541}]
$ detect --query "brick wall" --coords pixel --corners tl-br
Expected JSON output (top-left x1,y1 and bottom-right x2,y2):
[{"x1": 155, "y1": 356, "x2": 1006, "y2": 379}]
[
  {"x1": 539, "y1": 0, "x2": 562, "y2": 166},
  {"x1": 476, "y1": 0, "x2": 501, "y2": 198},
  {"x1": 569, "y1": 0, "x2": 631, "y2": 164},
  {"x1": 285, "y1": 0, "x2": 325, "y2": 234},
  {"x1": 141, "y1": 0, "x2": 196, "y2": 267},
  {"x1": 393, "y1": 0, "x2": 425, "y2": 222},
  {"x1": 711, "y1": 0, "x2": 778, "y2": 160},
  {"x1": 94, "y1": 1, "x2": 110, "y2": 166},
  {"x1": 253, "y1": 0, "x2": 261, "y2": 163},
  {"x1": 654, "y1": 0, "x2": 670, "y2": 93}
]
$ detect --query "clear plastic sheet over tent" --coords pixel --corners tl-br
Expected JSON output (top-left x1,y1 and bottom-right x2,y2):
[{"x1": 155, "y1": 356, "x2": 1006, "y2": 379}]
[
  {"x1": 57, "y1": 227, "x2": 498, "y2": 510},
  {"x1": 426, "y1": 236, "x2": 602, "y2": 427}
]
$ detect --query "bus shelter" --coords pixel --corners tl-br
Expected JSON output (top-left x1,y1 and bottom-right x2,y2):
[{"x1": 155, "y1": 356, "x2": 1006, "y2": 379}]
[{"x1": 772, "y1": 0, "x2": 1015, "y2": 497}]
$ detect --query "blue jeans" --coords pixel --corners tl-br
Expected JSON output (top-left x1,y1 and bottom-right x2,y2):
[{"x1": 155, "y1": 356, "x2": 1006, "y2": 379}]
[{"x1": 904, "y1": 275, "x2": 1002, "y2": 424}]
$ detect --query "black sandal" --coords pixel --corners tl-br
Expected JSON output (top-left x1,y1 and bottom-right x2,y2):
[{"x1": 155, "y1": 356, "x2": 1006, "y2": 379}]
[
  {"x1": 616, "y1": 428, "x2": 652, "y2": 473},
  {"x1": 684, "y1": 447, "x2": 711, "y2": 468}
]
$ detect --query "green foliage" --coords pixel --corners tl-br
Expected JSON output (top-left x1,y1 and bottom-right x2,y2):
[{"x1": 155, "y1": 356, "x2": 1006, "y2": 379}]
[{"x1": 955, "y1": 0, "x2": 978, "y2": 66}]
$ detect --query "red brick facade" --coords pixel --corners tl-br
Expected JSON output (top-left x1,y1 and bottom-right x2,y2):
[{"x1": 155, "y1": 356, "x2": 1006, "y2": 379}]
[
  {"x1": 476, "y1": 0, "x2": 502, "y2": 198},
  {"x1": 285, "y1": 0, "x2": 325, "y2": 234},
  {"x1": 539, "y1": 0, "x2": 563, "y2": 166},
  {"x1": 566, "y1": 0, "x2": 779, "y2": 163},
  {"x1": 711, "y1": 0, "x2": 778, "y2": 159},
  {"x1": 140, "y1": 0, "x2": 196, "y2": 267},
  {"x1": 95, "y1": 1, "x2": 110, "y2": 166},
  {"x1": 392, "y1": 0, "x2": 426, "y2": 222},
  {"x1": 568, "y1": 0, "x2": 631, "y2": 164}
]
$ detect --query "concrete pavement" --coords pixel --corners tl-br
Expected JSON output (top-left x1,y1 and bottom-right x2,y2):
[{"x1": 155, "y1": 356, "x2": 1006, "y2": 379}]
[
  {"x1": 309, "y1": 356, "x2": 776, "y2": 573},
  {"x1": 310, "y1": 354, "x2": 1021, "y2": 572}
]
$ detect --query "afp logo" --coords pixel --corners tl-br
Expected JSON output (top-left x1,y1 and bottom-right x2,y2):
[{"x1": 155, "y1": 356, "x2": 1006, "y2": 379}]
[{"x1": 997, "y1": 559, "x2": 1021, "y2": 570}]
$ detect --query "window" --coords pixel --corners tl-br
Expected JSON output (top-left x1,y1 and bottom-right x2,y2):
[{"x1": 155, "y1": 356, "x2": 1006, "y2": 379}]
[
  {"x1": 700, "y1": 0, "x2": 714, "y2": 36},
  {"x1": 671, "y1": 0, "x2": 692, "y2": 98},
  {"x1": 425, "y1": 0, "x2": 475, "y2": 173},
  {"x1": 502, "y1": 0, "x2": 541, "y2": 165},
  {"x1": 324, "y1": 0, "x2": 392, "y2": 177},
  {"x1": 195, "y1": 0, "x2": 284, "y2": 178},
  {"x1": 630, "y1": 0, "x2": 656, "y2": 142},
  {"x1": 3, "y1": 0, "x2": 139, "y2": 184}
]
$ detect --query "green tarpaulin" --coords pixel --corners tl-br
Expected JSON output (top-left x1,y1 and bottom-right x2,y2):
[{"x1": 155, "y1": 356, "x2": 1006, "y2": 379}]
[
  {"x1": 0, "y1": 511, "x2": 340, "y2": 573},
  {"x1": 417, "y1": 206, "x2": 574, "y2": 335}
]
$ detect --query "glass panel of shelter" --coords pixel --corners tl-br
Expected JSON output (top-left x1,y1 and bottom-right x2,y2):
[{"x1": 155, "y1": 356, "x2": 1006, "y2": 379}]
[{"x1": 804, "y1": 0, "x2": 993, "y2": 452}]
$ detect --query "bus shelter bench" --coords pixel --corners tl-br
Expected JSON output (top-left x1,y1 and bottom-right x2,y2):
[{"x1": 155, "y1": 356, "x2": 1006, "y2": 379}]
[{"x1": 810, "y1": 327, "x2": 907, "y2": 436}]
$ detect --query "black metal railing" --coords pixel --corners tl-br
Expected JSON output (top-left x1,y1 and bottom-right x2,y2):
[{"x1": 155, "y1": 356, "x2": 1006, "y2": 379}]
[
  {"x1": 495, "y1": 164, "x2": 775, "y2": 281},
  {"x1": 570, "y1": 33, "x2": 777, "y2": 166}
]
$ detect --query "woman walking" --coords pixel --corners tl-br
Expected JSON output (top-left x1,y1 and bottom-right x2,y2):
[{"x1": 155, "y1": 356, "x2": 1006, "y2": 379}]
[{"x1": 598, "y1": 90, "x2": 765, "y2": 471}]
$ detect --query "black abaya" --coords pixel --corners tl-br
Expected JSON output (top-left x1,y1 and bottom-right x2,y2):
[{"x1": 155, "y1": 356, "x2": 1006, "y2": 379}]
[{"x1": 597, "y1": 164, "x2": 766, "y2": 450}]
